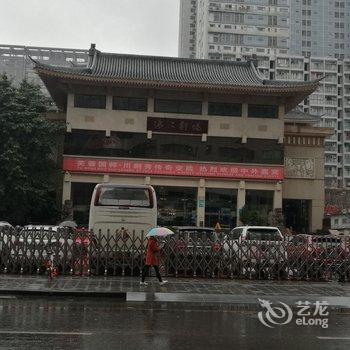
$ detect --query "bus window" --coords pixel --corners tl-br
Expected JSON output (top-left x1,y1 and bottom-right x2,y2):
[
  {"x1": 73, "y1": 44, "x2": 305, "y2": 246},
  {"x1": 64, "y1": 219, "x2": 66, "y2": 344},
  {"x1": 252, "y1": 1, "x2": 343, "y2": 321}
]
[
  {"x1": 96, "y1": 187, "x2": 152, "y2": 208},
  {"x1": 89, "y1": 184, "x2": 157, "y2": 236}
]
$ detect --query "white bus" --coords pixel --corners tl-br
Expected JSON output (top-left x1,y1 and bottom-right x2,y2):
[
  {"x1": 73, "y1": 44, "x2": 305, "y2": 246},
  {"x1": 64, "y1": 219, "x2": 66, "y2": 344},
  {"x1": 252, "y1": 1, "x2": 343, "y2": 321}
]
[{"x1": 89, "y1": 184, "x2": 157, "y2": 237}]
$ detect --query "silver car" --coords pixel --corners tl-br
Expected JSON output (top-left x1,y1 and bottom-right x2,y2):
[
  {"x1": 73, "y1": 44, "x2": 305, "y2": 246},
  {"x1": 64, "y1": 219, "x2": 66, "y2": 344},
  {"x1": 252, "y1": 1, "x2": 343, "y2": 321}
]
[{"x1": 223, "y1": 226, "x2": 287, "y2": 277}]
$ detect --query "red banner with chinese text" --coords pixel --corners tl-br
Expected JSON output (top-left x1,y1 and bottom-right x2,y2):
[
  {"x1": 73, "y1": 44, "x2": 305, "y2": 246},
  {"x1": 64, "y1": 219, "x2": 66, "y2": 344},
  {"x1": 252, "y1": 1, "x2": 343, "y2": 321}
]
[{"x1": 63, "y1": 157, "x2": 284, "y2": 180}]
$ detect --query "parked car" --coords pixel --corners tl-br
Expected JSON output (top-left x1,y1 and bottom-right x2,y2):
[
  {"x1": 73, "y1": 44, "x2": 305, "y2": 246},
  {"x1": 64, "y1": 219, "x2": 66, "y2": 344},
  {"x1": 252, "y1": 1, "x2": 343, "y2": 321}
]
[
  {"x1": 171, "y1": 226, "x2": 221, "y2": 251},
  {"x1": 223, "y1": 226, "x2": 286, "y2": 278},
  {"x1": 1, "y1": 225, "x2": 74, "y2": 273},
  {"x1": 287, "y1": 234, "x2": 350, "y2": 280},
  {"x1": 0, "y1": 221, "x2": 13, "y2": 229},
  {"x1": 166, "y1": 226, "x2": 221, "y2": 276}
]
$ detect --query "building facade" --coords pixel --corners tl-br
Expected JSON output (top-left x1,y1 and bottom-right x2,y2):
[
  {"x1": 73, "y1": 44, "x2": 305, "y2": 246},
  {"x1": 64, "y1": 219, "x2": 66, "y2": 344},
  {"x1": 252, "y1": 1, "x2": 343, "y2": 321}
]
[
  {"x1": 258, "y1": 54, "x2": 347, "y2": 189},
  {"x1": 32, "y1": 44, "x2": 330, "y2": 232},
  {"x1": 290, "y1": 0, "x2": 350, "y2": 59},
  {"x1": 178, "y1": 0, "x2": 350, "y2": 190},
  {"x1": 179, "y1": 0, "x2": 198, "y2": 58},
  {"x1": 0, "y1": 44, "x2": 88, "y2": 93},
  {"x1": 284, "y1": 111, "x2": 332, "y2": 232},
  {"x1": 179, "y1": 0, "x2": 350, "y2": 60},
  {"x1": 192, "y1": 0, "x2": 291, "y2": 60}
]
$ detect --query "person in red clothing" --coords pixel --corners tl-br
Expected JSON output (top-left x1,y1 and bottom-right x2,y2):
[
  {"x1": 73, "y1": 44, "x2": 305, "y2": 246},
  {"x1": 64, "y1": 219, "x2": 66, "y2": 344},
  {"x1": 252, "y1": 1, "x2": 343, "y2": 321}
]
[{"x1": 140, "y1": 236, "x2": 168, "y2": 286}]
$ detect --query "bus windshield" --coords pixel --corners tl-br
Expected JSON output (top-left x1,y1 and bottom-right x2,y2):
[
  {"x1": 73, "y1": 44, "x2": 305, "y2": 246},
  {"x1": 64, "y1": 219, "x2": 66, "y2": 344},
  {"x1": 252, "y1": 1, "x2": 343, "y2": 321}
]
[{"x1": 96, "y1": 187, "x2": 152, "y2": 208}]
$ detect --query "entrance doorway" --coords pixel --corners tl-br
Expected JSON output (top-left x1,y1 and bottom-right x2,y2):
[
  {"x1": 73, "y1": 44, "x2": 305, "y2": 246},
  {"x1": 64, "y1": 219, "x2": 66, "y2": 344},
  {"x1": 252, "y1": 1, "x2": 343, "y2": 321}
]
[
  {"x1": 154, "y1": 186, "x2": 197, "y2": 227},
  {"x1": 283, "y1": 199, "x2": 310, "y2": 234},
  {"x1": 245, "y1": 190, "x2": 274, "y2": 225},
  {"x1": 205, "y1": 188, "x2": 237, "y2": 231}
]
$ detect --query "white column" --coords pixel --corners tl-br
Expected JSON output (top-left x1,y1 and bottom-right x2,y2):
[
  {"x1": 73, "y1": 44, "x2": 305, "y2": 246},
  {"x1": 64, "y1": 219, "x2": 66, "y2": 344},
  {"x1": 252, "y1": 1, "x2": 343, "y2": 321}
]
[
  {"x1": 106, "y1": 95, "x2": 113, "y2": 111},
  {"x1": 148, "y1": 97, "x2": 154, "y2": 113},
  {"x1": 62, "y1": 172, "x2": 72, "y2": 204},
  {"x1": 278, "y1": 104, "x2": 285, "y2": 119},
  {"x1": 144, "y1": 176, "x2": 151, "y2": 185},
  {"x1": 103, "y1": 174, "x2": 110, "y2": 183},
  {"x1": 242, "y1": 103, "x2": 248, "y2": 118},
  {"x1": 67, "y1": 92, "x2": 74, "y2": 108},
  {"x1": 202, "y1": 100, "x2": 208, "y2": 115},
  {"x1": 236, "y1": 181, "x2": 246, "y2": 226},
  {"x1": 197, "y1": 179, "x2": 206, "y2": 227},
  {"x1": 310, "y1": 199, "x2": 324, "y2": 232},
  {"x1": 273, "y1": 182, "x2": 283, "y2": 210}
]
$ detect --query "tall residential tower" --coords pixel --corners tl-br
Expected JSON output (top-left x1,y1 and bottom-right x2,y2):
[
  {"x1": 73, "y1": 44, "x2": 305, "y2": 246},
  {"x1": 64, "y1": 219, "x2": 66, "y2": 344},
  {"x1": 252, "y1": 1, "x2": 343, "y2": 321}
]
[
  {"x1": 179, "y1": 0, "x2": 198, "y2": 58},
  {"x1": 290, "y1": 0, "x2": 350, "y2": 59},
  {"x1": 179, "y1": 0, "x2": 350, "y2": 60},
  {"x1": 179, "y1": 0, "x2": 291, "y2": 60}
]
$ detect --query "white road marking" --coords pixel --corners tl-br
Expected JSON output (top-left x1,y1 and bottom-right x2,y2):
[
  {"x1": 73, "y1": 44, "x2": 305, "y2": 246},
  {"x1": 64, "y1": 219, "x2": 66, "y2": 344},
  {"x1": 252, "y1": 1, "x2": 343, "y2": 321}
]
[
  {"x1": 317, "y1": 337, "x2": 350, "y2": 340},
  {"x1": 0, "y1": 331, "x2": 92, "y2": 336}
]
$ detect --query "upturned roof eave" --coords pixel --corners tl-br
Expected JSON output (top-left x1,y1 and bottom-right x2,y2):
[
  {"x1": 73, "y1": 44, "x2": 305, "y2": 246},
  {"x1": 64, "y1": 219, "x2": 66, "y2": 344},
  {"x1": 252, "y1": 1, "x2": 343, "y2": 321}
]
[{"x1": 34, "y1": 67, "x2": 319, "y2": 95}]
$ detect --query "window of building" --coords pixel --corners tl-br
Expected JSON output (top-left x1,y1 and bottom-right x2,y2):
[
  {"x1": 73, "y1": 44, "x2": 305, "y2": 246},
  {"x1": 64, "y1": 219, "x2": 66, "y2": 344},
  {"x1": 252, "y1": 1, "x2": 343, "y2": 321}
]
[
  {"x1": 154, "y1": 99, "x2": 202, "y2": 115},
  {"x1": 74, "y1": 94, "x2": 106, "y2": 109},
  {"x1": 208, "y1": 102, "x2": 242, "y2": 117},
  {"x1": 248, "y1": 105, "x2": 279, "y2": 118},
  {"x1": 112, "y1": 96, "x2": 147, "y2": 111},
  {"x1": 245, "y1": 190, "x2": 274, "y2": 225},
  {"x1": 205, "y1": 188, "x2": 237, "y2": 230},
  {"x1": 155, "y1": 186, "x2": 197, "y2": 226},
  {"x1": 64, "y1": 131, "x2": 284, "y2": 165}
]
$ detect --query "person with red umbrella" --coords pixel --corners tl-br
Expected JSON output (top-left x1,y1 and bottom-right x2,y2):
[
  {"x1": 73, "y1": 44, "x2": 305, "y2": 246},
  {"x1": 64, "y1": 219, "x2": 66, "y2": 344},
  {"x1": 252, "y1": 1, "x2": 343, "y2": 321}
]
[{"x1": 140, "y1": 227, "x2": 173, "y2": 286}]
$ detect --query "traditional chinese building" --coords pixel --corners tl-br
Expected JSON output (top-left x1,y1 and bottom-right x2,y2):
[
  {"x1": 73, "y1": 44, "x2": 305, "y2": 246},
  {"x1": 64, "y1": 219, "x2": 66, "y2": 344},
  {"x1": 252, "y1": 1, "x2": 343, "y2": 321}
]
[
  {"x1": 33, "y1": 44, "x2": 331, "y2": 232},
  {"x1": 283, "y1": 110, "x2": 333, "y2": 233}
]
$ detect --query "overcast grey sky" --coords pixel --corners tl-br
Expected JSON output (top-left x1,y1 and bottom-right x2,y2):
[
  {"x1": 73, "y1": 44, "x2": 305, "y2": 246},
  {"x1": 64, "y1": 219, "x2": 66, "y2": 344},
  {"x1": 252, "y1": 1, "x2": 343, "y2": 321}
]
[{"x1": 0, "y1": 0, "x2": 180, "y2": 56}]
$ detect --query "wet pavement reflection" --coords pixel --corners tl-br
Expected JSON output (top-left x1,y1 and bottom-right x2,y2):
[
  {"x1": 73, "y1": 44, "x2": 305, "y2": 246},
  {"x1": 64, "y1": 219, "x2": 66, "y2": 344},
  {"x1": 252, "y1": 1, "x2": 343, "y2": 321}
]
[{"x1": 0, "y1": 296, "x2": 349, "y2": 350}]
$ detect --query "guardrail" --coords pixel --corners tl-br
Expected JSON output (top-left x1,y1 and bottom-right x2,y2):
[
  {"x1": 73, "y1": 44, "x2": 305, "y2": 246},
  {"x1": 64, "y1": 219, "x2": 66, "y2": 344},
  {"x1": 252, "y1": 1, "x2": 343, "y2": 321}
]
[{"x1": 0, "y1": 227, "x2": 349, "y2": 282}]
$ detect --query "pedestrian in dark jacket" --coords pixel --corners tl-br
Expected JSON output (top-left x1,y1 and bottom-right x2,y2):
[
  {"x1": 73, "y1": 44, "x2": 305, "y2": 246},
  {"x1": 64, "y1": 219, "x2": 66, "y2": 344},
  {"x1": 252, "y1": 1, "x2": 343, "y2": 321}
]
[{"x1": 140, "y1": 237, "x2": 168, "y2": 286}]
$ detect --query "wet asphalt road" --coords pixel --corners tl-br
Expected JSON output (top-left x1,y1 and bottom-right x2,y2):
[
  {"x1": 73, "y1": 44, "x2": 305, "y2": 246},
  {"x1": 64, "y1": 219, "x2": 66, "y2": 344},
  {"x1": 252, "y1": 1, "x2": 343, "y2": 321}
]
[{"x1": 0, "y1": 296, "x2": 349, "y2": 350}]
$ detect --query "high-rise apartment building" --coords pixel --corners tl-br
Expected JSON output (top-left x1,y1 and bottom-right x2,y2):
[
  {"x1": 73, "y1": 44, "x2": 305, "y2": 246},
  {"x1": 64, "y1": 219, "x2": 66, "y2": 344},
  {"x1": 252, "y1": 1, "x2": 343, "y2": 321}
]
[
  {"x1": 290, "y1": 0, "x2": 350, "y2": 59},
  {"x1": 179, "y1": 0, "x2": 198, "y2": 58},
  {"x1": 0, "y1": 44, "x2": 88, "y2": 93},
  {"x1": 179, "y1": 0, "x2": 350, "y2": 60},
  {"x1": 179, "y1": 0, "x2": 291, "y2": 60},
  {"x1": 258, "y1": 54, "x2": 349, "y2": 189}
]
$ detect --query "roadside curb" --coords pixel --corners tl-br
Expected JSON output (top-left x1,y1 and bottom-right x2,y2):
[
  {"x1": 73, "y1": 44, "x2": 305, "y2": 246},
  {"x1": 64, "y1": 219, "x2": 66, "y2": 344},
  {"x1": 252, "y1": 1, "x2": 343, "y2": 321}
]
[
  {"x1": 1, "y1": 289, "x2": 350, "y2": 313},
  {"x1": 0, "y1": 289, "x2": 127, "y2": 299},
  {"x1": 126, "y1": 292, "x2": 350, "y2": 313}
]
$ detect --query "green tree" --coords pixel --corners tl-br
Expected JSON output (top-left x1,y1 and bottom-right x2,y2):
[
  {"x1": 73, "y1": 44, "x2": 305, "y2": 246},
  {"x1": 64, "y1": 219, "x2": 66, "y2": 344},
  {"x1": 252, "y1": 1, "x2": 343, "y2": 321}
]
[
  {"x1": 239, "y1": 205, "x2": 267, "y2": 226},
  {"x1": 0, "y1": 75, "x2": 64, "y2": 225}
]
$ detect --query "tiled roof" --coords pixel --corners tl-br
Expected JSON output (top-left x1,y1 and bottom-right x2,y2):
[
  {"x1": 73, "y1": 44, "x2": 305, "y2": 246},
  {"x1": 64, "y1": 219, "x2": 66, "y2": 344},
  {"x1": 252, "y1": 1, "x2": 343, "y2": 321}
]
[
  {"x1": 285, "y1": 109, "x2": 321, "y2": 125},
  {"x1": 32, "y1": 45, "x2": 320, "y2": 93}
]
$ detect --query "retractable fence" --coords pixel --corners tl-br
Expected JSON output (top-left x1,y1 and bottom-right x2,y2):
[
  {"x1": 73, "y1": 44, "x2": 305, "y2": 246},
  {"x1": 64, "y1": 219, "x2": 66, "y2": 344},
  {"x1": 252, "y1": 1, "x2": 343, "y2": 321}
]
[{"x1": 0, "y1": 227, "x2": 349, "y2": 281}]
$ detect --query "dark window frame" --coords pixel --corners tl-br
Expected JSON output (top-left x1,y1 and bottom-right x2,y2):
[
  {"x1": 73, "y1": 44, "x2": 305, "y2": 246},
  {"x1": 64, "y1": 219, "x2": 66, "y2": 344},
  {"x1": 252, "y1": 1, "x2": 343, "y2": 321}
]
[
  {"x1": 248, "y1": 104, "x2": 279, "y2": 119},
  {"x1": 208, "y1": 102, "x2": 242, "y2": 117},
  {"x1": 95, "y1": 186, "x2": 154, "y2": 208},
  {"x1": 64, "y1": 130, "x2": 284, "y2": 165},
  {"x1": 112, "y1": 96, "x2": 148, "y2": 111},
  {"x1": 154, "y1": 99, "x2": 202, "y2": 115},
  {"x1": 74, "y1": 94, "x2": 106, "y2": 109}
]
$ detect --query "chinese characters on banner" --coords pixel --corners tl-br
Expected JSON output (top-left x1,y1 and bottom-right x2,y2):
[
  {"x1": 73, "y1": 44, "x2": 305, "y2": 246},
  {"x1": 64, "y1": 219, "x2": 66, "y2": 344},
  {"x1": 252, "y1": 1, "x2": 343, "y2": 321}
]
[
  {"x1": 147, "y1": 117, "x2": 208, "y2": 134},
  {"x1": 63, "y1": 157, "x2": 284, "y2": 180}
]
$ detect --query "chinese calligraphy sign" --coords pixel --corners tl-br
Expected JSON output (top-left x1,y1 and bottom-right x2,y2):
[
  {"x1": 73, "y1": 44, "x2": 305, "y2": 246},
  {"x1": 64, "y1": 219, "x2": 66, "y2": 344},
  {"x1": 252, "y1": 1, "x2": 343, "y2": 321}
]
[
  {"x1": 63, "y1": 157, "x2": 284, "y2": 180},
  {"x1": 147, "y1": 117, "x2": 208, "y2": 134}
]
